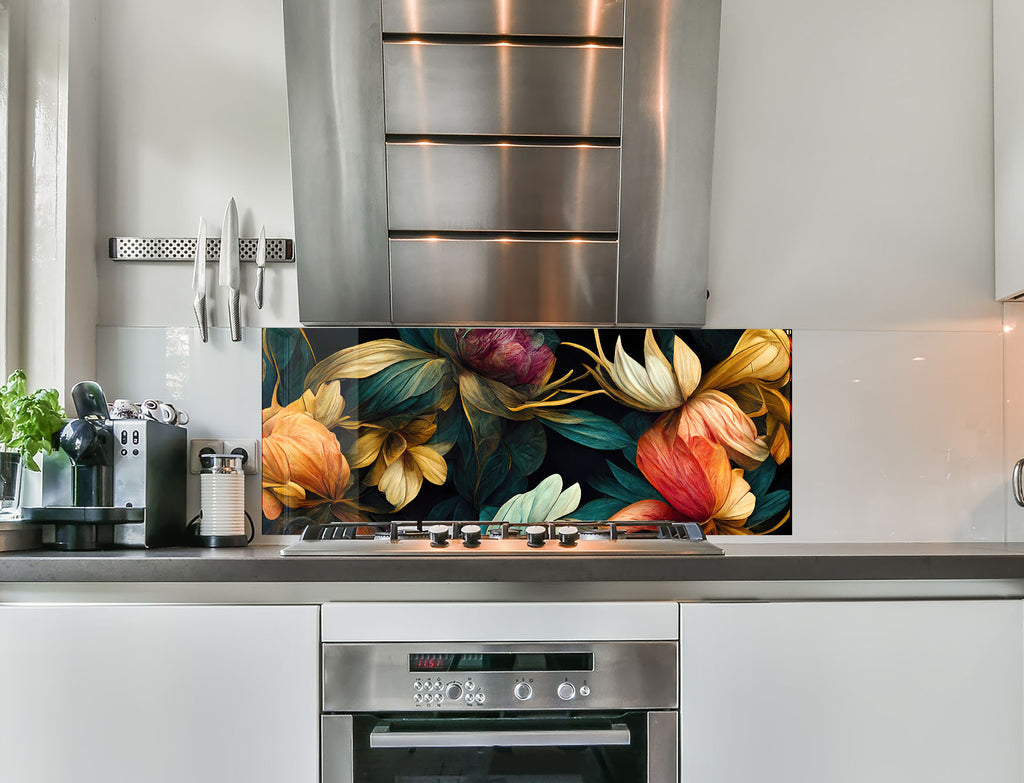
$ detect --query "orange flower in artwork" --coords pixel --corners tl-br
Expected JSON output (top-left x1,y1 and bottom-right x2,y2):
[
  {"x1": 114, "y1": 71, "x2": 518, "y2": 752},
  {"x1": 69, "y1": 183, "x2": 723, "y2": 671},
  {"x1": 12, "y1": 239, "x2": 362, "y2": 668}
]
[
  {"x1": 261, "y1": 410, "x2": 361, "y2": 522},
  {"x1": 610, "y1": 426, "x2": 756, "y2": 535}
]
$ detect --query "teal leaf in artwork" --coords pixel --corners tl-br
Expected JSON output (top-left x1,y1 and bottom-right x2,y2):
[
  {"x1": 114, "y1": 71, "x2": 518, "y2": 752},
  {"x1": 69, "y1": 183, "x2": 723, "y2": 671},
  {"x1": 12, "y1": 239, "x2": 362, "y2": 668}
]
[
  {"x1": 504, "y1": 419, "x2": 547, "y2": 477},
  {"x1": 588, "y1": 461, "x2": 665, "y2": 504},
  {"x1": 262, "y1": 328, "x2": 316, "y2": 407},
  {"x1": 618, "y1": 411, "x2": 654, "y2": 467},
  {"x1": 398, "y1": 328, "x2": 439, "y2": 354},
  {"x1": 350, "y1": 358, "x2": 451, "y2": 420},
  {"x1": 536, "y1": 409, "x2": 633, "y2": 450},
  {"x1": 606, "y1": 460, "x2": 666, "y2": 504},
  {"x1": 655, "y1": 329, "x2": 677, "y2": 364},
  {"x1": 748, "y1": 489, "x2": 790, "y2": 524},
  {"x1": 476, "y1": 447, "x2": 514, "y2": 507},
  {"x1": 572, "y1": 497, "x2": 630, "y2": 521},
  {"x1": 428, "y1": 495, "x2": 478, "y2": 522},
  {"x1": 619, "y1": 411, "x2": 656, "y2": 441},
  {"x1": 460, "y1": 400, "x2": 503, "y2": 499},
  {"x1": 744, "y1": 458, "x2": 777, "y2": 498}
]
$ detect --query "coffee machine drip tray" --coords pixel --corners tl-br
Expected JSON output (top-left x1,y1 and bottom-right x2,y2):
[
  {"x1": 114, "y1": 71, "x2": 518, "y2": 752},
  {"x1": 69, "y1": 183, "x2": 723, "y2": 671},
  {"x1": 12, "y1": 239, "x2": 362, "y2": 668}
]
[{"x1": 20, "y1": 506, "x2": 146, "y2": 551}]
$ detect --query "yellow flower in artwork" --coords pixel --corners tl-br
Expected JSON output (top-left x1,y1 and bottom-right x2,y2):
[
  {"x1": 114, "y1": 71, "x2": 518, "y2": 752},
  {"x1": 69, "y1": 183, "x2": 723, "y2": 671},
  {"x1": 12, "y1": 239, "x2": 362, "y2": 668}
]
[
  {"x1": 351, "y1": 415, "x2": 453, "y2": 511},
  {"x1": 568, "y1": 329, "x2": 792, "y2": 469},
  {"x1": 262, "y1": 378, "x2": 352, "y2": 432}
]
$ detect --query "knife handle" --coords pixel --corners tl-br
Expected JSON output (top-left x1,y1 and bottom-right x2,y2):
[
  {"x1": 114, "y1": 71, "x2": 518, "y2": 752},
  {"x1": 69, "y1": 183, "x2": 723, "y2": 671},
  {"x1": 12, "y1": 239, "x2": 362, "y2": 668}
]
[
  {"x1": 255, "y1": 267, "x2": 265, "y2": 310},
  {"x1": 193, "y1": 294, "x2": 209, "y2": 343},
  {"x1": 228, "y1": 289, "x2": 241, "y2": 342}
]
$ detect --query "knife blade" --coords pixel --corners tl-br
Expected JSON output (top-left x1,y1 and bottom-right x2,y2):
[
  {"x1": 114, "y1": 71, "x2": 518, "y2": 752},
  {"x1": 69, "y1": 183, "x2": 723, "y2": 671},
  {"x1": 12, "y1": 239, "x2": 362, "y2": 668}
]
[
  {"x1": 191, "y1": 216, "x2": 209, "y2": 342},
  {"x1": 219, "y1": 197, "x2": 241, "y2": 342},
  {"x1": 254, "y1": 224, "x2": 266, "y2": 310}
]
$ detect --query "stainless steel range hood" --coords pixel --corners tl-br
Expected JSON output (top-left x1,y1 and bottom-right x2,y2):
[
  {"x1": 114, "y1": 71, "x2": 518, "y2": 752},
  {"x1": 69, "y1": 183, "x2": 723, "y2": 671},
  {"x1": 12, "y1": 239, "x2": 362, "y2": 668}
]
[{"x1": 283, "y1": 0, "x2": 721, "y2": 326}]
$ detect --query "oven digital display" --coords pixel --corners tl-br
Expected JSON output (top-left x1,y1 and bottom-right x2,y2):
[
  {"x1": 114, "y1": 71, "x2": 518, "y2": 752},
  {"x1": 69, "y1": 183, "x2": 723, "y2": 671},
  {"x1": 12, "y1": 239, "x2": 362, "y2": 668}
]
[{"x1": 409, "y1": 652, "x2": 594, "y2": 673}]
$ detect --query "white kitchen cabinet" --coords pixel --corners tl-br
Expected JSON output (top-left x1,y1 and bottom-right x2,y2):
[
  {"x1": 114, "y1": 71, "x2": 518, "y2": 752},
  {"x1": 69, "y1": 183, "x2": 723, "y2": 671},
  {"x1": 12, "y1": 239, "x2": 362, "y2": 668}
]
[
  {"x1": 680, "y1": 600, "x2": 1023, "y2": 783},
  {"x1": 0, "y1": 604, "x2": 319, "y2": 783}
]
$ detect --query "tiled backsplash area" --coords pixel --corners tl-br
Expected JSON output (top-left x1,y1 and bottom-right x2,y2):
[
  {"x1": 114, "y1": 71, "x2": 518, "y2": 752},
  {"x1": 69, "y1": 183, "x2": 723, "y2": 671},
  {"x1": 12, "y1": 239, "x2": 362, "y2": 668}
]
[
  {"x1": 96, "y1": 327, "x2": 268, "y2": 541},
  {"x1": 97, "y1": 325, "x2": 1006, "y2": 543}
]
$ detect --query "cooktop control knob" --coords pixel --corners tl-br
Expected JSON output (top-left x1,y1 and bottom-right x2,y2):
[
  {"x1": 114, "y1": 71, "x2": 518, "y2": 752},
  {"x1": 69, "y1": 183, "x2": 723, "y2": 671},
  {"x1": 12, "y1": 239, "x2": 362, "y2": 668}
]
[
  {"x1": 557, "y1": 682, "x2": 576, "y2": 701},
  {"x1": 461, "y1": 524, "x2": 482, "y2": 548},
  {"x1": 514, "y1": 682, "x2": 533, "y2": 701},
  {"x1": 428, "y1": 524, "x2": 450, "y2": 547},
  {"x1": 525, "y1": 525, "x2": 547, "y2": 548},
  {"x1": 557, "y1": 525, "x2": 579, "y2": 547},
  {"x1": 445, "y1": 682, "x2": 463, "y2": 701}
]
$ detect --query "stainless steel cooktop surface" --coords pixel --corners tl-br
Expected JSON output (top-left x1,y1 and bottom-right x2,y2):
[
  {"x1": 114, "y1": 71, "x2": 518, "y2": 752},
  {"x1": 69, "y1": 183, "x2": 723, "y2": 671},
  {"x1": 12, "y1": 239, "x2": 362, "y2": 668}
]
[{"x1": 280, "y1": 521, "x2": 723, "y2": 557}]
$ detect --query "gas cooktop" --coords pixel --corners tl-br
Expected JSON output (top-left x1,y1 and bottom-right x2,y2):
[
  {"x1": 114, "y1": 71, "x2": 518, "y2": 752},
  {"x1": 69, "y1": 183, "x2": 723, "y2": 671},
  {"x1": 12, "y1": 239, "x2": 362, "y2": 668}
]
[{"x1": 279, "y1": 521, "x2": 723, "y2": 557}]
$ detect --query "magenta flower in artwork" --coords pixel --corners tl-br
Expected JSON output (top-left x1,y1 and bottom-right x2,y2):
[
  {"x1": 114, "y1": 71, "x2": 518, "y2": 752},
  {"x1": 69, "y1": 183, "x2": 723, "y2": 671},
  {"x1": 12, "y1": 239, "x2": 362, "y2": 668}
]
[{"x1": 453, "y1": 328, "x2": 556, "y2": 387}]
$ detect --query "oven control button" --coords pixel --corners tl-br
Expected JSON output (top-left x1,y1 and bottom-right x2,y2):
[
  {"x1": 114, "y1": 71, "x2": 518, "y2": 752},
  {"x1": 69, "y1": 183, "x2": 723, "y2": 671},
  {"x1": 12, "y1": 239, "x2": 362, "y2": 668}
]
[
  {"x1": 474, "y1": 692, "x2": 486, "y2": 705},
  {"x1": 445, "y1": 682, "x2": 464, "y2": 701},
  {"x1": 579, "y1": 685, "x2": 591, "y2": 697},
  {"x1": 414, "y1": 694, "x2": 423, "y2": 705},
  {"x1": 461, "y1": 524, "x2": 482, "y2": 547},
  {"x1": 428, "y1": 524, "x2": 450, "y2": 547},
  {"x1": 525, "y1": 525, "x2": 547, "y2": 548},
  {"x1": 413, "y1": 680, "x2": 423, "y2": 691},
  {"x1": 465, "y1": 680, "x2": 476, "y2": 691},
  {"x1": 557, "y1": 682, "x2": 576, "y2": 701},
  {"x1": 465, "y1": 694, "x2": 474, "y2": 705},
  {"x1": 514, "y1": 682, "x2": 533, "y2": 701}
]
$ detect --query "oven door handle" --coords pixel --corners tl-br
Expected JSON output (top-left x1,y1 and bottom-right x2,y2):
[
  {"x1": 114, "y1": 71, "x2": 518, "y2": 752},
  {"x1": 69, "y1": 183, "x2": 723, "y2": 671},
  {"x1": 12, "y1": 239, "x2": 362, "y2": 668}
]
[{"x1": 369, "y1": 723, "x2": 631, "y2": 748}]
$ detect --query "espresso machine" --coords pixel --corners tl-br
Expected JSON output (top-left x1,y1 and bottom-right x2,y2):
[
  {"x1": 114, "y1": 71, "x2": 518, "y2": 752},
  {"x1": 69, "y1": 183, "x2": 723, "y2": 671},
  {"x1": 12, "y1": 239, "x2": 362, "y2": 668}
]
[{"x1": 22, "y1": 381, "x2": 187, "y2": 550}]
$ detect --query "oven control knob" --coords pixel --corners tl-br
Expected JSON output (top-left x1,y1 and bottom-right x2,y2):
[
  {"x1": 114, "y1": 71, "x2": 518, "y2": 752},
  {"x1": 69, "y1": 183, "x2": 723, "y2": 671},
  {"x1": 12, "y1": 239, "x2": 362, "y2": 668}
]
[
  {"x1": 579, "y1": 685, "x2": 591, "y2": 697},
  {"x1": 428, "y1": 524, "x2": 450, "y2": 547},
  {"x1": 445, "y1": 682, "x2": 463, "y2": 701},
  {"x1": 514, "y1": 682, "x2": 533, "y2": 701},
  {"x1": 557, "y1": 682, "x2": 576, "y2": 701},
  {"x1": 461, "y1": 524, "x2": 482, "y2": 548},
  {"x1": 556, "y1": 525, "x2": 579, "y2": 547},
  {"x1": 525, "y1": 525, "x2": 547, "y2": 548}
]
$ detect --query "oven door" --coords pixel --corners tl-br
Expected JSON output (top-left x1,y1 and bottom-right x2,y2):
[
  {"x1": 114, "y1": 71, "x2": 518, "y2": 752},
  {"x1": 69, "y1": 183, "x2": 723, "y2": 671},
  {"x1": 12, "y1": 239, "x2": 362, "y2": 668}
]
[{"x1": 323, "y1": 711, "x2": 677, "y2": 783}]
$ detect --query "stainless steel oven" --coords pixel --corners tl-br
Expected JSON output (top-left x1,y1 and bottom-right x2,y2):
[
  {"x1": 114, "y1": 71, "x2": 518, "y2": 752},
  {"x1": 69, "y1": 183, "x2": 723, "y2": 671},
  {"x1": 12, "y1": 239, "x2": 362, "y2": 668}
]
[{"x1": 321, "y1": 641, "x2": 678, "y2": 783}]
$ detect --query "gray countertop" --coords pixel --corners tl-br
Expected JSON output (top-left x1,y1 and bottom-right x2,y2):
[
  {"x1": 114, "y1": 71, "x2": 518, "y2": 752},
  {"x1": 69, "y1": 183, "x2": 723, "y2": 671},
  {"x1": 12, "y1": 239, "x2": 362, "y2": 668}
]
[{"x1": 2, "y1": 542, "x2": 1024, "y2": 589}]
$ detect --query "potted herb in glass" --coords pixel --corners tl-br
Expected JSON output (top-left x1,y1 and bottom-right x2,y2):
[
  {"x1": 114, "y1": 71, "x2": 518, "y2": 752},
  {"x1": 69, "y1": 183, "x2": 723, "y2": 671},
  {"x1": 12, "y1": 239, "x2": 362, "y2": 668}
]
[{"x1": 0, "y1": 370, "x2": 65, "y2": 516}]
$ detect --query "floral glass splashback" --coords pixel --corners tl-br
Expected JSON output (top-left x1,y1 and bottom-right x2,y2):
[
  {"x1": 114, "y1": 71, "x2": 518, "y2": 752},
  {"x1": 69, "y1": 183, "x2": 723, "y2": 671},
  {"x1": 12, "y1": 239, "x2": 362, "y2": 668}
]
[{"x1": 261, "y1": 328, "x2": 792, "y2": 535}]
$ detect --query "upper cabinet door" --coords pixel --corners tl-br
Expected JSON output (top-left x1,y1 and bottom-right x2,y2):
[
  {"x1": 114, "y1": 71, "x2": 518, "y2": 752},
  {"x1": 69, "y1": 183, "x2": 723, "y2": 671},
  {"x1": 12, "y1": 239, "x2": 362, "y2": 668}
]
[
  {"x1": 283, "y1": 0, "x2": 720, "y2": 326},
  {"x1": 996, "y1": 0, "x2": 1024, "y2": 300}
]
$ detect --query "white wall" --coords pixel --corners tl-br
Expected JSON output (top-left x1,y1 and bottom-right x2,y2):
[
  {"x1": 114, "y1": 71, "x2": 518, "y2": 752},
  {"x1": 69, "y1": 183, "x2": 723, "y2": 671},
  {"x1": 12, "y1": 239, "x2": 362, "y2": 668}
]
[{"x1": 92, "y1": 0, "x2": 1005, "y2": 542}]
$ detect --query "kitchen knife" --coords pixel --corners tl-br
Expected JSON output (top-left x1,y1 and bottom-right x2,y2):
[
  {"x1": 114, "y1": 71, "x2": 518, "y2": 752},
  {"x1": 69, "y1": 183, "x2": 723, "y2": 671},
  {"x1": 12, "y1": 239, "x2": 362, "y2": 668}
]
[
  {"x1": 219, "y1": 197, "x2": 241, "y2": 342},
  {"x1": 254, "y1": 224, "x2": 266, "y2": 310},
  {"x1": 192, "y1": 216, "x2": 209, "y2": 342}
]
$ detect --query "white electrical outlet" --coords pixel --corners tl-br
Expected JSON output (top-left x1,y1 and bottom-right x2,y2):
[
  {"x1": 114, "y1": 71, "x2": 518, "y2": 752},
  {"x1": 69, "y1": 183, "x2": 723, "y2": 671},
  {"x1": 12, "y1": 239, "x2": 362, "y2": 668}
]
[
  {"x1": 189, "y1": 439, "x2": 224, "y2": 474},
  {"x1": 223, "y1": 438, "x2": 261, "y2": 475}
]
